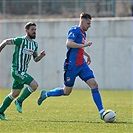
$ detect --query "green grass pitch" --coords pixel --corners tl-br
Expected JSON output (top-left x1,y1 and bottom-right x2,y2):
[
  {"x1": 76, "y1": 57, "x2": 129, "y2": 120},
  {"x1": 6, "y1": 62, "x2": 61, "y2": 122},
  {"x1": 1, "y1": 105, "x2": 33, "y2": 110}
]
[{"x1": 0, "y1": 89, "x2": 132, "y2": 133}]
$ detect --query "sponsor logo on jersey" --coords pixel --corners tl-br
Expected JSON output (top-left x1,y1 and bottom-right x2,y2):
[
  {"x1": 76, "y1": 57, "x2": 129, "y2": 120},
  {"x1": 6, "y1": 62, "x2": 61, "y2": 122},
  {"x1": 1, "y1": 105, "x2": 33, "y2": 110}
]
[
  {"x1": 23, "y1": 48, "x2": 34, "y2": 55},
  {"x1": 69, "y1": 32, "x2": 75, "y2": 38}
]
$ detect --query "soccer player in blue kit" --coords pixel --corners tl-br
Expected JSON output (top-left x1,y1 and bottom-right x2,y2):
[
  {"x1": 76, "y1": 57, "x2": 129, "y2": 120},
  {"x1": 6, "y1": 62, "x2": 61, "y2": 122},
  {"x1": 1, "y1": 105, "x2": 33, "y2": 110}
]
[{"x1": 38, "y1": 12, "x2": 105, "y2": 120}]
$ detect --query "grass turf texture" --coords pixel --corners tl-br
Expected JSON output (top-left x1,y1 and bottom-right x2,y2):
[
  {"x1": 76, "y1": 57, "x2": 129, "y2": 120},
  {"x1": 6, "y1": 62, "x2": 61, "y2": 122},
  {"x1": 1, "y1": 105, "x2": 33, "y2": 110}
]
[{"x1": 0, "y1": 89, "x2": 132, "y2": 133}]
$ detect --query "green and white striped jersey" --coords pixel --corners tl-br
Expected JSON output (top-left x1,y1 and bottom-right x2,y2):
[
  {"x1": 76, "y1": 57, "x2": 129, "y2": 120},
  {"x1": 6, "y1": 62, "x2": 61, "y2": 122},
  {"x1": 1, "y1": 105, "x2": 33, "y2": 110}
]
[{"x1": 12, "y1": 36, "x2": 38, "y2": 72}]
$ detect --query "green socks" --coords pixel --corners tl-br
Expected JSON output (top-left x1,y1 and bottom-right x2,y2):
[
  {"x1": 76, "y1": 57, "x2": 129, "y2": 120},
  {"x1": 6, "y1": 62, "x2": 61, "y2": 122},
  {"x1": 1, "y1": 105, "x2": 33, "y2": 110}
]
[
  {"x1": 17, "y1": 87, "x2": 33, "y2": 103},
  {"x1": 0, "y1": 87, "x2": 34, "y2": 113},
  {"x1": 0, "y1": 94, "x2": 14, "y2": 113}
]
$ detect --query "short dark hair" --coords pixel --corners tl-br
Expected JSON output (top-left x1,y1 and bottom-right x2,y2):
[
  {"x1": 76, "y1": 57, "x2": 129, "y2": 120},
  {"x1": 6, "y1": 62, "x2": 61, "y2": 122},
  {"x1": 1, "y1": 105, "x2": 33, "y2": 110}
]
[
  {"x1": 80, "y1": 12, "x2": 91, "y2": 20},
  {"x1": 24, "y1": 22, "x2": 36, "y2": 30}
]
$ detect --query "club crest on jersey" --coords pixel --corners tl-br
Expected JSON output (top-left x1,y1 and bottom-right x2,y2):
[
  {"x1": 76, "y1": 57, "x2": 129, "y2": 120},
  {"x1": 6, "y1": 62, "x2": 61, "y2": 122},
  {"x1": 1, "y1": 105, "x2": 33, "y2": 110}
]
[
  {"x1": 23, "y1": 48, "x2": 34, "y2": 55},
  {"x1": 67, "y1": 77, "x2": 71, "y2": 82}
]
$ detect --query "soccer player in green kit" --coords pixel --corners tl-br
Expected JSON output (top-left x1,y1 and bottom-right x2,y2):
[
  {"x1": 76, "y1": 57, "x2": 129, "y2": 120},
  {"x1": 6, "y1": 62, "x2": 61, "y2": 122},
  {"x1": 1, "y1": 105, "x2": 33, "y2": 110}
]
[{"x1": 0, "y1": 22, "x2": 46, "y2": 120}]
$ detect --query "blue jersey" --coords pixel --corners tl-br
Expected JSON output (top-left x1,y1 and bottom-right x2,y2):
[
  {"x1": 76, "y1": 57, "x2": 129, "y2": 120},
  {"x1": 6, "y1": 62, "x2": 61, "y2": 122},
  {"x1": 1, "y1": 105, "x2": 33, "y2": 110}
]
[
  {"x1": 64, "y1": 25, "x2": 86, "y2": 69},
  {"x1": 64, "y1": 25, "x2": 94, "y2": 87}
]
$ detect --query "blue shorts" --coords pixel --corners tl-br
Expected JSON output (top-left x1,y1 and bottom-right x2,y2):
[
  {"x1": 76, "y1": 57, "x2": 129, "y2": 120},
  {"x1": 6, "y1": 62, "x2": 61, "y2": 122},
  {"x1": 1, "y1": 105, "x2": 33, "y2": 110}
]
[{"x1": 64, "y1": 63, "x2": 95, "y2": 87}]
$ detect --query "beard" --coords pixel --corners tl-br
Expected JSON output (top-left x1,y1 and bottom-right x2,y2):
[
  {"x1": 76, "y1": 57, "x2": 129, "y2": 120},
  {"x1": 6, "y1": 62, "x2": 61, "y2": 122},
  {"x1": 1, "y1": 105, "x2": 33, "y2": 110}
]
[
  {"x1": 82, "y1": 25, "x2": 89, "y2": 31},
  {"x1": 28, "y1": 32, "x2": 36, "y2": 39},
  {"x1": 83, "y1": 27, "x2": 88, "y2": 31}
]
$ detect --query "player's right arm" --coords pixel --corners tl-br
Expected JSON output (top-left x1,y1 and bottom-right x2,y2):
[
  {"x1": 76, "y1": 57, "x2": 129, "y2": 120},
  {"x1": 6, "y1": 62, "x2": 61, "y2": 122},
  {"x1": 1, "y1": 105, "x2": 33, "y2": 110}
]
[
  {"x1": 66, "y1": 39, "x2": 92, "y2": 48},
  {"x1": 66, "y1": 26, "x2": 92, "y2": 48},
  {"x1": 0, "y1": 38, "x2": 13, "y2": 52}
]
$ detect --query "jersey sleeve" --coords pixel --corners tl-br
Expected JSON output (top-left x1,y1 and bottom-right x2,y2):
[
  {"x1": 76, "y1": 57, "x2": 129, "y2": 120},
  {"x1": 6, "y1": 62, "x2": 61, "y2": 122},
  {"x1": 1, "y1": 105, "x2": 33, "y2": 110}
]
[
  {"x1": 32, "y1": 42, "x2": 38, "y2": 58},
  {"x1": 12, "y1": 37, "x2": 23, "y2": 46},
  {"x1": 67, "y1": 26, "x2": 79, "y2": 41},
  {"x1": 34, "y1": 42, "x2": 38, "y2": 52}
]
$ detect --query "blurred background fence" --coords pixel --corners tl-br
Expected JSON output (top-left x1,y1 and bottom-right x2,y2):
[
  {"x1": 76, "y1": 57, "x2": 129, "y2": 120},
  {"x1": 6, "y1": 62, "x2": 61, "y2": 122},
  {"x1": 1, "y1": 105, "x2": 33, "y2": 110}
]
[
  {"x1": 0, "y1": 0, "x2": 132, "y2": 90},
  {"x1": 0, "y1": 0, "x2": 133, "y2": 19}
]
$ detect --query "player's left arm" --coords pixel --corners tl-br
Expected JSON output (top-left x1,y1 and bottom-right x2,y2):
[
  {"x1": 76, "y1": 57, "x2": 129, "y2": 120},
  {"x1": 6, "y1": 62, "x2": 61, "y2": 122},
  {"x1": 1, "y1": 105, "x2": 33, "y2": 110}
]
[
  {"x1": 84, "y1": 51, "x2": 91, "y2": 65},
  {"x1": 33, "y1": 50, "x2": 46, "y2": 62}
]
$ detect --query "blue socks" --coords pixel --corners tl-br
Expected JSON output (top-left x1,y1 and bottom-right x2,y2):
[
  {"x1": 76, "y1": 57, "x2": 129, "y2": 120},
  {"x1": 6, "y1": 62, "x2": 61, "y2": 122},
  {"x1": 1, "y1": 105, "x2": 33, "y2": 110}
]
[
  {"x1": 47, "y1": 87, "x2": 65, "y2": 97},
  {"x1": 91, "y1": 88, "x2": 104, "y2": 113},
  {"x1": 46, "y1": 87, "x2": 104, "y2": 114}
]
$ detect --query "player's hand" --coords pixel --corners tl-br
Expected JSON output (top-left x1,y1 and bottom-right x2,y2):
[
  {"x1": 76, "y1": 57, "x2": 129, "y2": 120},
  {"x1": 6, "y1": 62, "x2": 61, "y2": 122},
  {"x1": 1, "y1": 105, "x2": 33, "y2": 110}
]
[
  {"x1": 83, "y1": 41, "x2": 92, "y2": 47},
  {"x1": 87, "y1": 55, "x2": 91, "y2": 65},
  {"x1": 40, "y1": 50, "x2": 46, "y2": 58}
]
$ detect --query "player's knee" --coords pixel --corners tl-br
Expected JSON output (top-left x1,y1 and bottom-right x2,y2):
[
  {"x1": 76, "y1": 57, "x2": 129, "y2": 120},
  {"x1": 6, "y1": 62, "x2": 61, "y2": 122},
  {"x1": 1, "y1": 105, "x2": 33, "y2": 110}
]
[
  {"x1": 12, "y1": 93, "x2": 19, "y2": 98},
  {"x1": 30, "y1": 81, "x2": 38, "y2": 91},
  {"x1": 93, "y1": 81, "x2": 98, "y2": 88},
  {"x1": 88, "y1": 80, "x2": 98, "y2": 89},
  {"x1": 11, "y1": 92, "x2": 20, "y2": 98},
  {"x1": 33, "y1": 83, "x2": 38, "y2": 91}
]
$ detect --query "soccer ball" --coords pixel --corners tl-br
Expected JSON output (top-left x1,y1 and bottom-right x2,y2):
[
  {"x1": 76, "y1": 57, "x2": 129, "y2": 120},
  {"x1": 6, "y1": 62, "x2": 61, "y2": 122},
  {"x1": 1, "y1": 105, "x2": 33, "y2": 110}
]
[{"x1": 102, "y1": 109, "x2": 116, "y2": 123}]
